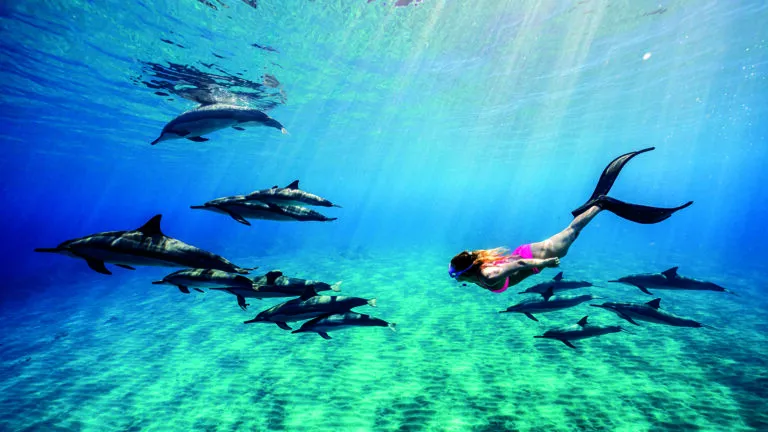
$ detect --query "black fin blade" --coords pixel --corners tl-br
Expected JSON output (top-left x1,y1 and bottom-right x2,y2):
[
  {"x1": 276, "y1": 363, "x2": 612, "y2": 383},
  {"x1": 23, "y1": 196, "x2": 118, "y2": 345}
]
[
  {"x1": 187, "y1": 136, "x2": 209, "y2": 142},
  {"x1": 265, "y1": 271, "x2": 283, "y2": 285},
  {"x1": 524, "y1": 312, "x2": 539, "y2": 322},
  {"x1": 646, "y1": 298, "x2": 662, "y2": 309},
  {"x1": 600, "y1": 198, "x2": 693, "y2": 225},
  {"x1": 234, "y1": 275, "x2": 253, "y2": 285},
  {"x1": 116, "y1": 264, "x2": 135, "y2": 270},
  {"x1": 137, "y1": 215, "x2": 164, "y2": 236},
  {"x1": 637, "y1": 285, "x2": 653, "y2": 295},
  {"x1": 178, "y1": 286, "x2": 190, "y2": 294},
  {"x1": 193, "y1": 288, "x2": 204, "y2": 293},
  {"x1": 661, "y1": 267, "x2": 679, "y2": 279},
  {"x1": 577, "y1": 316, "x2": 589, "y2": 327},
  {"x1": 276, "y1": 322, "x2": 292, "y2": 331},
  {"x1": 553, "y1": 272, "x2": 563, "y2": 282},
  {"x1": 619, "y1": 313, "x2": 641, "y2": 326},
  {"x1": 86, "y1": 259, "x2": 112, "y2": 275},
  {"x1": 561, "y1": 340, "x2": 577, "y2": 349},
  {"x1": 318, "y1": 332, "x2": 331, "y2": 340},
  {"x1": 286, "y1": 180, "x2": 299, "y2": 189}
]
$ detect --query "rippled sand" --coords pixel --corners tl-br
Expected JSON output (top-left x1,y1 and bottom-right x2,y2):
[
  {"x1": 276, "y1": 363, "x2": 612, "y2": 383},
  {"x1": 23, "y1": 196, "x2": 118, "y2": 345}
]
[{"x1": 1, "y1": 250, "x2": 765, "y2": 431}]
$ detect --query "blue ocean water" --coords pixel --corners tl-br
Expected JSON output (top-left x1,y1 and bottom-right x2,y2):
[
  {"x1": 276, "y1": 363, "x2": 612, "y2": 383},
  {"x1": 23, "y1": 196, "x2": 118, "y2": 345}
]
[{"x1": 1, "y1": 1, "x2": 767, "y2": 431}]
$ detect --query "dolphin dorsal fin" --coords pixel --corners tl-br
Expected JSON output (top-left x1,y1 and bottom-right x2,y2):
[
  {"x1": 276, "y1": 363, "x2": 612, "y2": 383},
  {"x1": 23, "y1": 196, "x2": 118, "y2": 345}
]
[
  {"x1": 265, "y1": 270, "x2": 283, "y2": 284},
  {"x1": 577, "y1": 316, "x2": 589, "y2": 327},
  {"x1": 541, "y1": 285, "x2": 554, "y2": 301},
  {"x1": 553, "y1": 272, "x2": 563, "y2": 282},
  {"x1": 646, "y1": 298, "x2": 662, "y2": 309},
  {"x1": 661, "y1": 267, "x2": 679, "y2": 279},
  {"x1": 286, "y1": 180, "x2": 299, "y2": 189},
  {"x1": 299, "y1": 287, "x2": 318, "y2": 301},
  {"x1": 137, "y1": 215, "x2": 164, "y2": 236}
]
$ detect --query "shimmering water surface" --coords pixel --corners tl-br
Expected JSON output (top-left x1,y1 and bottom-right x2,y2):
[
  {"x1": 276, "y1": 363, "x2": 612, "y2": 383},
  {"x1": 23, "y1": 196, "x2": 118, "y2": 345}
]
[{"x1": 1, "y1": 1, "x2": 767, "y2": 431}]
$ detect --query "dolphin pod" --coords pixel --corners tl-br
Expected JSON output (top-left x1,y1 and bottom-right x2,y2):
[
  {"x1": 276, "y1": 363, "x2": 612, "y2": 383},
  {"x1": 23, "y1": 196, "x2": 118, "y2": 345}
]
[
  {"x1": 191, "y1": 181, "x2": 339, "y2": 226},
  {"x1": 35, "y1": 215, "x2": 253, "y2": 275},
  {"x1": 243, "y1": 292, "x2": 377, "y2": 330}
]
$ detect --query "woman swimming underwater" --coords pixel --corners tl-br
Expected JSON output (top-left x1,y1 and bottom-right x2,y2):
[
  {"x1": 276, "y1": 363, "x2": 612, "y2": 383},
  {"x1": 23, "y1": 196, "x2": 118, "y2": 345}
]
[{"x1": 448, "y1": 147, "x2": 693, "y2": 293}]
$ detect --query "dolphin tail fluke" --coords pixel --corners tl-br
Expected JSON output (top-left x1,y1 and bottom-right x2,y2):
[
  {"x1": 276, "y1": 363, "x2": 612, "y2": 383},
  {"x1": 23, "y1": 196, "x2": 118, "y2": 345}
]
[
  {"x1": 725, "y1": 289, "x2": 739, "y2": 296},
  {"x1": 367, "y1": 298, "x2": 377, "y2": 307},
  {"x1": 34, "y1": 247, "x2": 60, "y2": 253},
  {"x1": 620, "y1": 327, "x2": 637, "y2": 335},
  {"x1": 701, "y1": 324, "x2": 719, "y2": 331},
  {"x1": 388, "y1": 322, "x2": 397, "y2": 332},
  {"x1": 281, "y1": 128, "x2": 289, "y2": 135},
  {"x1": 330, "y1": 281, "x2": 342, "y2": 292},
  {"x1": 332, "y1": 204, "x2": 343, "y2": 208},
  {"x1": 150, "y1": 137, "x2": 161, "y2": 145}
]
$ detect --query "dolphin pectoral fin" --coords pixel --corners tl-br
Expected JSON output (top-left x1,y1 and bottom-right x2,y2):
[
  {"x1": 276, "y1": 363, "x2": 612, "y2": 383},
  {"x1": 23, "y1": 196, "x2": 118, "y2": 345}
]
[
  {"x1": 85, "y1": 258, "x2": 112, "y2": 275},
  {"x1": 318, "y1": 332, "x2": 332, "y2": 340},
  {"x1": 276, "y1": 322, "x2": 292, "y2": 331},
  {"x1": 541, "y1": 286, "x2": 554, "y2": 301},
  {"x1": 224, "y1": 210, "x2": 251, "y2": 226},
  {"x1": 236, "y1": 295, "x2": 248, "y2": 311},
  {"x1": 187, "y1": 136, "x2": 209, "y2": 142},
  {"x1": 524, "y1": 312, "x2": 539, "y2": 322},
  {"x1": 177, "y1": 286, "x2": 191, "y2": 294},
  {"x1": 232, "y1": 126, "x2": 245, "y2": 131},
  {"x1": 116, "y1": 264, "x2": 136, "y2": 270},
  {"x1": 193, "y1": 288, "x2": 205, "y2": 293},
  {"x1": 619, "y1": 313, "x2": 640, "y2": 326},
  {"x1": 560, "y1": 340, "x2": 577, "y2": 349},
  {"x1": 636, "y1": 285, "x2": 653, "y2": 295}
]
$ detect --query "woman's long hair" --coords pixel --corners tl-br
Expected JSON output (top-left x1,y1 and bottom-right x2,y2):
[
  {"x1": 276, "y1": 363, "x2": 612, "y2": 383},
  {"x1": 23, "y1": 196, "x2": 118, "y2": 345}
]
[{"x1": 451, "y1": 247, "x2": 513, "y2": 275}]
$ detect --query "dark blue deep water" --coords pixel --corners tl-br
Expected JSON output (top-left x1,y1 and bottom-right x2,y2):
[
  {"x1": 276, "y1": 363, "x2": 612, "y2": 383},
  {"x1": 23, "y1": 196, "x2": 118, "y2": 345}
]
[{"x1": 1, "y1": 1, "x2": 767, "y2": 431}]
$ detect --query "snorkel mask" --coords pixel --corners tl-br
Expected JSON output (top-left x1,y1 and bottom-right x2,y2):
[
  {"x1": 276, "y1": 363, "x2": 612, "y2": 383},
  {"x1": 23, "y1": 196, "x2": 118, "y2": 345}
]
[{"x1": 448, "y1": 262, "x2": 474, "y2": 280}]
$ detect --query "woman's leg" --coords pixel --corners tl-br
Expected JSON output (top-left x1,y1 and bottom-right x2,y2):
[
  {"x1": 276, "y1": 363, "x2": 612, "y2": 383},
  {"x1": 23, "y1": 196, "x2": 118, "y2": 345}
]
[{"x1": 530, "y1": 206, "x2": 601, "y2": 259}]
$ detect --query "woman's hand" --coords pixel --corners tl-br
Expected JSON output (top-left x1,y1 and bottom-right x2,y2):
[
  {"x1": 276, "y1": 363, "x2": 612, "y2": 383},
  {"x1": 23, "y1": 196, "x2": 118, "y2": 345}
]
[{"x1": 545, "y1": 257, "x2": 560, "y2": 268}]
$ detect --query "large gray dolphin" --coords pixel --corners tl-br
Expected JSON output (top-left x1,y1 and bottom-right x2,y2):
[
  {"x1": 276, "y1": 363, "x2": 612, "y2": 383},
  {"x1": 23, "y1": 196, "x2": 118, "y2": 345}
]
[
  {"x1": 191, "y1": 196, "x2": 337, "y2": 225},
  {"x1": 500, "y1": 286, "x2": 602, "y2": 322},
  {"x1": 291, "y1": 312, "x2": 396, "y2": 340},
  {"x1": 152, "y1": 268, "x2": 255, "y2": 294},
  {"x1": 243, "y1": 293, "x2": 376, "y2": 330},
  {"x1": 591, "y1": 298, "x2": 715, "y2": 329},
  {"x1": 209, "y1": 270, "x2": 342, "y2": 310},
  {"x1": 150, "y1": 104, "x2": 287, "y2": 145},
  {"x1": 518, "y1": 272, "x2": 594, "y2": 295},
  {"x1": 610, "y1": 267, "x2": 732, "y2": 295},
  {"x1": 245, "y1": 180, "x2": 341, "y2": 208},
  {"x1": 534, "y1": 316, "x2": 626, "y2": 349},
  {"x1": 34, "y1": 215, "x2": 253, "y2": 275}
]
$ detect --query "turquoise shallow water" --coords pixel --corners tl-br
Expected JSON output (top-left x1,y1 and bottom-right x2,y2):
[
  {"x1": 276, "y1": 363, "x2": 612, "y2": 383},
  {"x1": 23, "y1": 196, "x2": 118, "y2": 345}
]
[
  {"x1": 2, "y1": 248, "x2": 766, "y2": 431},
  {"x1": 2, "y1": 0, "x2": 768, "y2": 431}
]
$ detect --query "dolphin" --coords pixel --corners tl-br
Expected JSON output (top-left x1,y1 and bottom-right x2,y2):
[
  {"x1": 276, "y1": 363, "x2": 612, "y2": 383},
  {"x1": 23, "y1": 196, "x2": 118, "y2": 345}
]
[
  {"x1": 518, "y1": 272, "x2": 594, "y2": 295},
  {"x1": 291, "y1": 312, "x2": 396, "y2": 340},
  {"x1": 152, "y1": 268, "x2": 255, "y2": 295},
  {"x1": 243, "y1": 293, "x2": 377, "y2": 330},
  {"x1": 150, "y1": 103, "x2": 287, "y2": 145},
  {"x1": 609, "y1": 267, "x2": 732, "y2": 295},
  {"x1": 534, "y1": 316, "x2": 626, "y2": 349},
  {"x1": 191, "y1": 196, "x2": 337, "y2": 225},
  {"x1": 34, "y1": 215, "x2": 254, "y2": 275},
  {"x1": 500, "y1": 286, "x2": 602, "y2": 322},
  {"x1": 245, "y1": 180, "x2": 341, "y2": 208},
  {"x1": 591, "y1": 298, "x2": 715, "y2": 329},
  {"x1": 209, "y1": 270, "x2": 342, "y2": 310}
]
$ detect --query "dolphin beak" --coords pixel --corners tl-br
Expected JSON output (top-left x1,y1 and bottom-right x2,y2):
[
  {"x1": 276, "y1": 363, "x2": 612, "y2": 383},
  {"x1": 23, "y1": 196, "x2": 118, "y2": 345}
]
[
  {"x1": 34, "y1": 247, "x2": 61, "y2": 253},
  {"x1": 608, "y1": 280, "x2": 622, "y2": 283},
  {"x1": 151, "y1": 281, "x2": 166, "y2": 285},
  {"x1": 190, "y1": 205, "x2": 207, "y2": 210}
]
